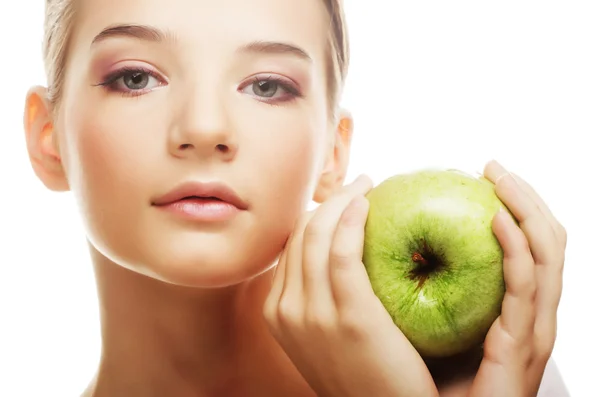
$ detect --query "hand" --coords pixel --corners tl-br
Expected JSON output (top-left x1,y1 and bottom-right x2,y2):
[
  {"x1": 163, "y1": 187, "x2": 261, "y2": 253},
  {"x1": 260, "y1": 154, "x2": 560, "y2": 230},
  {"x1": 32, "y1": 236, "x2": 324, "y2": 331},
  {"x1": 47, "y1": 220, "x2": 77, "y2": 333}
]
[
  {"x1": 263, "y1": 175, "x2": 439, "y2": 397},
  {"x1": 467, "y1": 161, "x2": 567, "y2": 397}
]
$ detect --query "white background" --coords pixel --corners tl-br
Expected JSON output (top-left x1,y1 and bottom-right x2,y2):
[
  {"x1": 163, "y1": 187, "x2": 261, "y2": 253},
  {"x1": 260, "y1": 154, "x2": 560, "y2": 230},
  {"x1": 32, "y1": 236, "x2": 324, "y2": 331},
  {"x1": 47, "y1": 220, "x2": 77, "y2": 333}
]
[{"x1": 1, "y1": 1, "x2": 598, "y2": 396}]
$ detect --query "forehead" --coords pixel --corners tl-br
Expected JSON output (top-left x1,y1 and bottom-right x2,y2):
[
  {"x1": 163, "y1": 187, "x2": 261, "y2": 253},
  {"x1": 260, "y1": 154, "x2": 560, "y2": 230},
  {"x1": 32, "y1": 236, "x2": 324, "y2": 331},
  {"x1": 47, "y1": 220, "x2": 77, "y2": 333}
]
[{"x1": 73, "y1": 0, "x2": 330, "y2": 60}]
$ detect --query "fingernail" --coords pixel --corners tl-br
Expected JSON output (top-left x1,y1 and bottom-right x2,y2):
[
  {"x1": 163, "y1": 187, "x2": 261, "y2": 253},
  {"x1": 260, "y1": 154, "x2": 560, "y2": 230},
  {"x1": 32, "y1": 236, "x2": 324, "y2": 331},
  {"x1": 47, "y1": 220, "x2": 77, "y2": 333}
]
[
  {"x1": 496, "y1": 208, "x2": 510, "y2": 222},
  {"x1": 497, "y1": 172, "x2": 520, "y2": 189},
  {"x1": 497, "y1": 207, "x2": 516, "y2": 225},
  {"x1": 496, "y1": 172, "x2": 510, "y2": 184},
  {"x1": 498, "y1": 206, "x2": 510, "y2": 215}
]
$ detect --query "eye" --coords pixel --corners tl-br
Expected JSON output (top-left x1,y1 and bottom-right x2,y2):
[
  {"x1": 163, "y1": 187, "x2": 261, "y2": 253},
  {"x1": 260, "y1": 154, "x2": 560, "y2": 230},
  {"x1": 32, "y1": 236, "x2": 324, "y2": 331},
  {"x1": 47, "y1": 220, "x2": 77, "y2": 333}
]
[
  {"x1": 96, "y1": 67, "x2": 165, "y2": 95},
  {"x1": 122, "y1": 71, "x2": 154, "y2": 90},
  {"x1": 240, "y1": 76, "x2": 301, "y2": 103},
  {"x1": 252, "y1": 79, "x2": 279, "y2": 98}
]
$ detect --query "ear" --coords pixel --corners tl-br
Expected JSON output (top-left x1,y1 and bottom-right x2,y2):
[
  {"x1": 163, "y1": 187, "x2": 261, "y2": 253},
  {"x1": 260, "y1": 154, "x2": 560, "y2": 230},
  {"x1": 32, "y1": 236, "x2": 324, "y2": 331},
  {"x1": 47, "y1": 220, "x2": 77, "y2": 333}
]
[
  {"x1": 313, "y1": 109, "x2": 354, "y2": 203},
  {"x1": 23, "y1": 86, "x2": 69, "y2": 192}
]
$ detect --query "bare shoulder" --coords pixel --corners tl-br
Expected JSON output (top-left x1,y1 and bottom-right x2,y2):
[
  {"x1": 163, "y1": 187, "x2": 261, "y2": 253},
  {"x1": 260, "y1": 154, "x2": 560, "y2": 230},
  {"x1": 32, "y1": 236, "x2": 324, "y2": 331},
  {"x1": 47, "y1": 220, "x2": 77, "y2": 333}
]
[{"x1": 538, "y1": 357, "x2": 570, "y2": 397}]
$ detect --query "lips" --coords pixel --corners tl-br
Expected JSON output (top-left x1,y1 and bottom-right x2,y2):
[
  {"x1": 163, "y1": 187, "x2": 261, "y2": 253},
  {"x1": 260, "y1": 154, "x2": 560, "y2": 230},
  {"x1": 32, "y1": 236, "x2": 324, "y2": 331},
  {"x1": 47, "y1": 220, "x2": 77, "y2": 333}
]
[{"x1": 152, "y1": 181, "x2": 248, "y2": 210}]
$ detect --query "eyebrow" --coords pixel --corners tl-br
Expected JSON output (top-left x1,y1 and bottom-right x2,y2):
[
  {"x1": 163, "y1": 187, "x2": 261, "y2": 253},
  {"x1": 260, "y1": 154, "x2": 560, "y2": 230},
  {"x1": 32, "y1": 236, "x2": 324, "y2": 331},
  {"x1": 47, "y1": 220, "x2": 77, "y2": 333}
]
[
  {"x1": 91, "y1": 24, "x2": 312, "y2": 62},
  {"x1": 237, "y1": 40, "x2": 312, "y2": 63}
]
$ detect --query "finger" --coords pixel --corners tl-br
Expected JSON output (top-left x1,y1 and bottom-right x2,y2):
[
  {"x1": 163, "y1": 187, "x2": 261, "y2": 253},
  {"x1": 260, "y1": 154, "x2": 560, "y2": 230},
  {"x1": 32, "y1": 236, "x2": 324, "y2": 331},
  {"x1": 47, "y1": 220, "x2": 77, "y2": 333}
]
[
  {"x1": 485, "y1": 160, "x2": 566, "y2": 249},
  {"x1": 263, "y1": 241, "x2": 290, "y2": 326},
  {"x1": 268, "y1": 238, "x2": 291, "y2": 301},
  {"x1": 302, "y1": 175, "x2": 373, "y2": 313},
  {"x1": 534, "y1": 252, "x2": 565, "y2": 349},
  {"x1": 280, "y1": 211, "x2": 315, "y2": 306},
  {"x1": 495, "y1": 172, "x2": 557, "y2": 267},
  {"x1": 329, "y1": 195, "x2": 375, "y2": 308},
  {"x1": 493, "y1": 209, "x2": 537, "y2": 343},
  {"x1": 486, "y1": 162, "x2": 565, "y2": 351},
  {"x1": 509, "y1": 174, "x2": 563, "y2": 239},
  {"x1": 507, "y1": 173, "x2": 566, "y2": 320},
  {"x1": 483, "y1": 159, "x2": 507, "y2": 185},
  {"x1": 495, "y1": 172, "x2": 563, "y2": 334}
]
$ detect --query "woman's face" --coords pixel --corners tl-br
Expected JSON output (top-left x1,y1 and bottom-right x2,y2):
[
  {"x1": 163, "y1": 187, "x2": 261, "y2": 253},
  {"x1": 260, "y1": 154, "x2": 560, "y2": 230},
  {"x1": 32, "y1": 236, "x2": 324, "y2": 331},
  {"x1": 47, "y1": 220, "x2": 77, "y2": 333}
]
[{"x1": 33, "y1": 0, "x2": 351, "y2": 287}]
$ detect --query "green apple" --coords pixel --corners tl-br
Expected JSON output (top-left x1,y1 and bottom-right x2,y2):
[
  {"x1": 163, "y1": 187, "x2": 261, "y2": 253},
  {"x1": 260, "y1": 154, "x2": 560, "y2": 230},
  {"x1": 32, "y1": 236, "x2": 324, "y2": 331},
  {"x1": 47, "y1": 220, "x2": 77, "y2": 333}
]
[{"x1": 362, "y1": 168, "x2": 510, "y2": 358}]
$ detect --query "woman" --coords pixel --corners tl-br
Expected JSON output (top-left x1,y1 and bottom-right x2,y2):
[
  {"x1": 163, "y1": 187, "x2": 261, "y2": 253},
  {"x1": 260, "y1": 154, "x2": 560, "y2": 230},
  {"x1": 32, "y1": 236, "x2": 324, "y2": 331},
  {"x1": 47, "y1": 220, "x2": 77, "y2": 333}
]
[{"x1": 23, "y1": 0, "x2": 568, "y2": 395}]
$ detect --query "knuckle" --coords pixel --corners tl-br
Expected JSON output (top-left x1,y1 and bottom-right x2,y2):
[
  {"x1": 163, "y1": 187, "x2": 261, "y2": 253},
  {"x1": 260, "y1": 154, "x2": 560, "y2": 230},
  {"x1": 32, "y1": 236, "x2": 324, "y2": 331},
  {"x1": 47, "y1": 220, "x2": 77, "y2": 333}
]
[
  {"x1": 515, "y1": 232, "x2": 531, "y2": 253},
  {"x1": 276, "y1": 297, "x2": 303, "y2": 327},
  {"x1": 329, "y1": 246, "x2": 356, "y2": 269},
  {"x1": 557, "y1": 224, "x2": 567, "y2": 246},
  {"x1": 263, "y1": 301, "x2": 276, "y2": 324},
  {"x1": 338, "y1": 311, "x2": 368, "y2": 341},
  {"x1": 507, "y1": 275, "x2": 536, "y2": 301},
  {"x1": 537, "y1": 344, "x2": 554, "y2": 364},
  {"x1": 291, "y1": 212, "x2": 313, "y2": 236},
  {"x1": 504, "y1": 229, "x2": 530, "y2": 259},
  {"x1": 304, "y1": 218, "x2": 326, "y2": 240},
  {"x1": 525, "y1": 353, "x2": 536, "y2": 369},
  {"x1": 522, "y1": 290, "x2": 537, "y2": 307},
  {"x1": 515, "y1": 343, "x2": 536, "y2": 365},
  {"x1": 304, "y1": 309, "x2": 335, "y2": 333},
  {"x1": 535, "y1": 334, "x2": 556, "y2": 361},
  {"x1": 263, "y1": 309, "x2": 280, "y2": 335},
  {"x1": 557, "y1": 254, "x2": 566, "y2": 273},
  {"x1": 516, "y1": 344, "x2": 535, "y2": 367},
  {"x1": 526, "y1": 282, "x2": 538, "y2": 301}
]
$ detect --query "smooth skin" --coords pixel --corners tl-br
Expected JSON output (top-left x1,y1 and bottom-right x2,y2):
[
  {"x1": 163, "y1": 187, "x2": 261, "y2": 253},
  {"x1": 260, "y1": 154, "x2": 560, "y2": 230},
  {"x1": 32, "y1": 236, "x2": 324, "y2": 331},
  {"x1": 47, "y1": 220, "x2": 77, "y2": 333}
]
[
  {"x1": 22, "y1": 0, "x2": 566, "y2": 395},
  {"x1": 265, "y1": 160, "x2": 566, "y2": 397}
]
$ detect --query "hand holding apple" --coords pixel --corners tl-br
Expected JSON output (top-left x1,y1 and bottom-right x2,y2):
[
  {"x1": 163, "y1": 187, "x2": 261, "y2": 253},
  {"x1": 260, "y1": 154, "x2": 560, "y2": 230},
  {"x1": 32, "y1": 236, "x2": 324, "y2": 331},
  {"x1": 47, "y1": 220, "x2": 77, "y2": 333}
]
[
  {"x1": 466, "y1": 161, "x2": 567, "y2": 397},
  {"x1": 363, "y1": 167, "x2": 508, "y2": 358},
  {"x1": 360, "y1": 160, "x2": 566, "y2": 396},
  {"x1": 263, "y1": 175, "x2": 439, "y2": 397}
]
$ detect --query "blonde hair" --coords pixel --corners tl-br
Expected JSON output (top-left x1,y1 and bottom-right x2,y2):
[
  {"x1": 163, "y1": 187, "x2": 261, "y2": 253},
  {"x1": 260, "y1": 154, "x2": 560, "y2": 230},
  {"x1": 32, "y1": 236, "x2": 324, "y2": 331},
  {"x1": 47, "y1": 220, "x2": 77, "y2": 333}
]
[{"x1": 43, "y1": 0, "x2": 349, "y2": 116}]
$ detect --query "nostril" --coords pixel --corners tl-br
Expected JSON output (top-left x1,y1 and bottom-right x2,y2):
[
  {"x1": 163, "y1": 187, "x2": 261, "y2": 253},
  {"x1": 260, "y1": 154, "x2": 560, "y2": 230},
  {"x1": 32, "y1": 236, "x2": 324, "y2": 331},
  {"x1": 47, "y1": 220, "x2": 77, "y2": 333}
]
[{"x1": 176, "y1": 143, "x2": 231, "y2": 153}]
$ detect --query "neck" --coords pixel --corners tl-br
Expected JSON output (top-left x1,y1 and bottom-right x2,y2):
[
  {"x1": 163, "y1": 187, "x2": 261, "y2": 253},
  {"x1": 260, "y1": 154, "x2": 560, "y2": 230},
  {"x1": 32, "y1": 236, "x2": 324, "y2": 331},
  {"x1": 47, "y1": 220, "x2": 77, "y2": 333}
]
[{"x1": 84, "y1": 246, "x2": 313, "y2": 397}]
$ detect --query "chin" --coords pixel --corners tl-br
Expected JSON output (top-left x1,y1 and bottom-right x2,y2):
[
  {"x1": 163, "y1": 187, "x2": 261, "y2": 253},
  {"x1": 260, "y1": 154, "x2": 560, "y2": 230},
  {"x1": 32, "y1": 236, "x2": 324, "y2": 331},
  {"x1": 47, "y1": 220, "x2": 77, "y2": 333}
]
[
  {"x1": 144, "y1": 252, "x2": 278, "y2": 288},
  {"x1": 89, "y1": 226, "x2": 284, "y2": 289}
]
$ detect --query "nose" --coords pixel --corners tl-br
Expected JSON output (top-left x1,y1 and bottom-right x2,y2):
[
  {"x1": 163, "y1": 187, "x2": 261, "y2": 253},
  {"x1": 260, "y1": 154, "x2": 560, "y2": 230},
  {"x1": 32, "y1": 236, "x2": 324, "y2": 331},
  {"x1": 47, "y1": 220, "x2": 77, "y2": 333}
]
[{"x1": 168, "y1": 86, "x2": 238, "y2": 162}]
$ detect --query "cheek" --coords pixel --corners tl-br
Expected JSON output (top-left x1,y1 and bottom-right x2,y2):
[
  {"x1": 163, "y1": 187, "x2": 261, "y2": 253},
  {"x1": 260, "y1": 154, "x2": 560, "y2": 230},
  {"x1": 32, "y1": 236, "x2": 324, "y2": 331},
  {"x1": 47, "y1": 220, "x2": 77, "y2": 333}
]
[
  {"x1": 61, "y1": 98, "x2": 167, "y2": 258},
  {"x1": 238, "y1": 108, "x2": 326, "y2": 232},
  {"x1": 70, "y1": 113, "x2": 149, "y2": 203},
  {"x1": 242, "y1": 109, "x2": 325, "y2": 200},
  {"x1": 216, "y1": 114, "x2": 325, "y2": 286},
  {"x1": 66, "y1": 100, "x2": 162, "y2": 203}
]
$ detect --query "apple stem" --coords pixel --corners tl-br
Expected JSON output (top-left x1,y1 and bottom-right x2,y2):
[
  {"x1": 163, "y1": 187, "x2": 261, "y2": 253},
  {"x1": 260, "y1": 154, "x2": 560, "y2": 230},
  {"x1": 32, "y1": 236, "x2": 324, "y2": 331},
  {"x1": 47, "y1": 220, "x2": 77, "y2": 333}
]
[{"x1": 412, "y1": 252, "x2": 428, "y2": 266}]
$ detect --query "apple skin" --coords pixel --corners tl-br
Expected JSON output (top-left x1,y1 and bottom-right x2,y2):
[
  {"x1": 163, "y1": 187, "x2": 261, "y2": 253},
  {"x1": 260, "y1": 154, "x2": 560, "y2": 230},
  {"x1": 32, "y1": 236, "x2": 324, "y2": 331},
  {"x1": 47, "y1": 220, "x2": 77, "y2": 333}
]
[{"x1": 362, "y1": 169, "x2": 509, "y2": 358}]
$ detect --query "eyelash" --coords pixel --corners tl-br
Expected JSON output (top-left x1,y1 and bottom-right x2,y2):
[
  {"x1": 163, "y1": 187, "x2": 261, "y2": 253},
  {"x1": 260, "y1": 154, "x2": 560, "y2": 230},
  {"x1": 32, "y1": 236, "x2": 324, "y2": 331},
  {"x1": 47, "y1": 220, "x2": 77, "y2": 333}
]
[
  {"x1": 94, "y1": 67, "x2": 303, "y2": 104},
  {"x1": 95, "y1": 66, "x2": 164, "y2": 97},
  {"x1": 243, "y1": 75, "x2": 303, "y2": 105}
]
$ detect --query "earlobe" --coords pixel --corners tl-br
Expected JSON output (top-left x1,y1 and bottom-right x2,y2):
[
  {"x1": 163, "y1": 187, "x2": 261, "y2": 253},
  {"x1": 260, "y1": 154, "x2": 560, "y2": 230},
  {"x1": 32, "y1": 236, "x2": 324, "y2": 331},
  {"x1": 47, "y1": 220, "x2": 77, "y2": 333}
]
[
  {"x1": 312, "y1": 109, "x2": 354, "y2": 203},
  {"x1": 23, "y1": 86, "x2": 69, "y2": 192}
]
